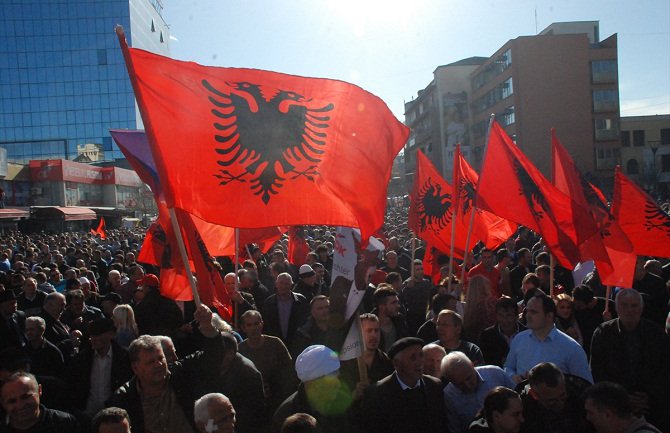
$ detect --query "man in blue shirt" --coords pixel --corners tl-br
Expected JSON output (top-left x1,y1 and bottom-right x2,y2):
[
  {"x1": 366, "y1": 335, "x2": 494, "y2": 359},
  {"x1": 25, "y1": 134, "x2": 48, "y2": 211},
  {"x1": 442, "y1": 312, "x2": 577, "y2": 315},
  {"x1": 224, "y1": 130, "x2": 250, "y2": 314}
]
[
  {"x1": 441, "y1": 351, "x2": 515, "y2": 433},
  {"x1": 504, "y1": 294, "x2": 592, "y2": 384}
]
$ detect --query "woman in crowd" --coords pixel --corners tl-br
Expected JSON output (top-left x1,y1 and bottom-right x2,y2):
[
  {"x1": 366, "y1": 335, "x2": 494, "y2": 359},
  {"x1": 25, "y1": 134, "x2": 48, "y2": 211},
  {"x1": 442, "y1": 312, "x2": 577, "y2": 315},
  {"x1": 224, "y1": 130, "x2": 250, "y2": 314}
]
[
  {"x1": 468, "y1": 386, "x2": 524, "y2": 433},
  {"x1": 112, "y1": 304, "x2": 139, "y2": 349},
  {"x1": 554, "y1": 293, "x2": 583, "y2": 345}
]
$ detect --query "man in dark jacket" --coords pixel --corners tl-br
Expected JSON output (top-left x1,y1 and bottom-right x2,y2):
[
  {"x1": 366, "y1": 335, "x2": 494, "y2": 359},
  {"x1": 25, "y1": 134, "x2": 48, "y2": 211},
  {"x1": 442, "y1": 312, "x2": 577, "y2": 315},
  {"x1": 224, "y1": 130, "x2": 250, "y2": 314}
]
[
  {"x1": 69, "y1": 318, "x2": 132, "y2": 416},
  {"x1": 262, "y1": 273, "x2": 309, "y2": 348},
  {"x1": 132, "y1": 274, "x2": 183, "y2": 338},
  {"x1": 107, "y1": 305, "x2": 223, "y2": 433},
  {"x1": 273, "y1": 345, "x2": 352, "y2": 433},
  {"x1": 0, "y1": 289, "x2": 26, "y2": 351},
  {"x1": 590, "y1": 288, "x2": 670, "y2": 432},
  {"x1": 196, "y1": 332, "x2": 265, "y2": 433},
  {"x1": 0, "y1": 372, "x2": 81, "y2": 432},
  {"x1": 358, "y1": 337, "x2": 447, "y2": 433}
]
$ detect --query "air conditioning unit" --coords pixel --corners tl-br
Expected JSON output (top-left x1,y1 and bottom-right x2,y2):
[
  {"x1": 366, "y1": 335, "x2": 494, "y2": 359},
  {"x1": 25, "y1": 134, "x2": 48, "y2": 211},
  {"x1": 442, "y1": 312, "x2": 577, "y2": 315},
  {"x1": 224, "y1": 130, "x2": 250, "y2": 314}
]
[{"x1": 30, "y1": 187, "x2": 43, "y2": 195}]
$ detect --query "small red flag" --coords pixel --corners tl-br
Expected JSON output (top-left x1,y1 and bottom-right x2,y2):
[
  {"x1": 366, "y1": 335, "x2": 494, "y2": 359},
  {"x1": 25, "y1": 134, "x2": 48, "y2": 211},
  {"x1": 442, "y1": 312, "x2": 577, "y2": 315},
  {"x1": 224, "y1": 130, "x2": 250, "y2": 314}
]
[
  {"x1": 287, "y1": 226, "x2": 310, "y2": 266},
  {"x1": 612, "y1": 167, "x2": 670, "y2": 258},
  {"x1": 91, "y1": 217, "x2": 107, "y2": 240},
  {"x1": 477, "y1": 122, "x2": 598, "y2": 268},
  {"x1": 551, "y1": 131, "x2": 635, "y2": 287},
  {"x1": 116, "y1": 29, "x2": 408, "y2": 244},
  {"x1": 177, "y1": 209, "x2": 233, "y2": 321}
]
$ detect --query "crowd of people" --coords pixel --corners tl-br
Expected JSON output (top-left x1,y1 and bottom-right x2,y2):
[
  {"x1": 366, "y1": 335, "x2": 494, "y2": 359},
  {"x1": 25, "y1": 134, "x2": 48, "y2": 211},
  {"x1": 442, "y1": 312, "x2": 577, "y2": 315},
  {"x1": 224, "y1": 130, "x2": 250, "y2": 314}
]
[{"x1": 0, "y1": 207, "x2": 669, "y2": 433}]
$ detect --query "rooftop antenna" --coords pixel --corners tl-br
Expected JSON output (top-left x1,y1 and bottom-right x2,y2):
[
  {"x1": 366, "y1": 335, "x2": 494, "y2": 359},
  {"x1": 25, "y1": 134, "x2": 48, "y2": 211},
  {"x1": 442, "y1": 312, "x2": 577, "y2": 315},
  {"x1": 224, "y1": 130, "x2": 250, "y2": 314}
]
[{"x1": 535, "y1": 7, "x2": 538, "y2": 34}]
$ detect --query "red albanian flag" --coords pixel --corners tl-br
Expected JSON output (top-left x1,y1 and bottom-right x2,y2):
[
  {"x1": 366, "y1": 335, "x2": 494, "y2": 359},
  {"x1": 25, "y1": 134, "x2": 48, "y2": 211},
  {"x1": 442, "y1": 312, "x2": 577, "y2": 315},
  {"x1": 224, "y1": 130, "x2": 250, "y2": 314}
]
[
  {"x1": 117, "y1": 29, "x2": 408, "y2": 244},
  {"x1": 477, "y1": 122, "x2": 598, "y2": 269},
  {"x1": 551, "y1": 131, "x2": 635, "y2": 287},
  {"x1": 453, "y1": 145, "x2": 517, "y2": 251},
  {"x1": 90, "y1": 217, "x2": 107, "y2": 240},
  {"x1": 409, "y1": 150, "x2": 515, "y2": 260},
  {"x1": 288, "y1": 225, "x2": 310, "y2": 266},
  {"x1": 612, "y1": 167, "x2": 670, "y2": 258},
  {"x1": 409, "y1": 151, "x2": 462, "y2": 257}
]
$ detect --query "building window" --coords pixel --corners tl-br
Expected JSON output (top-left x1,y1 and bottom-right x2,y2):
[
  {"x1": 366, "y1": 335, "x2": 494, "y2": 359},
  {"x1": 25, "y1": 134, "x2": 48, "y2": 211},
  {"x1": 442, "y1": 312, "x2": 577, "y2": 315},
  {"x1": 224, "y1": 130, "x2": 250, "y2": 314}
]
[
  {"x1": 662, "y1": 155, "x2": 670, "y2": 172},
  {"x1": 151, "y1": 19, "x2": 156, "y2": 32},
  {"x1": 591, "y1": 60, "x2": 617, "y2": 83},
  {"x1": 633, "y1": 130, "x2": 645, "y2": 147},
  {"x1": 592, "y1": 89, "x2": 618, "y2": 112},
  {"x1": 97, "y1": 49, "x2": 107, "y2": 65},
  {"x1": 626, "y1": 159, "x2": 639, "y2": 174},
  {"x1": 621, "y1": 130, "x2": 630, "y2": 147},
  {"x1": 594, "y1": 118, "x2": 619, "y2": 141},
  {"x1": 160, "y1": 31, "x2": 164, "y2": 43},
  {"x1": 501, "y1": 77, "x2": 513, "y2": 99},
  {"x1": 499, "y1": 106, "x2": 515, "y2": 127},
  {"x1": 472, "y1": 49, "x2": 512, "y2": 91},
  {"x1": 595, "y1": 146, "x2": 620, "y2": 169},
  {"x1": 661, "y1": 128, "x2": 670, "y2": 145}
]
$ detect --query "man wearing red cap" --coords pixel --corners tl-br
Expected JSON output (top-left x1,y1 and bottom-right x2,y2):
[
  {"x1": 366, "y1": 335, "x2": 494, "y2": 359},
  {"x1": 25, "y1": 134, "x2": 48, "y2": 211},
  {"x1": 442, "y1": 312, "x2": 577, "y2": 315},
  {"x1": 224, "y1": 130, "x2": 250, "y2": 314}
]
[{"x1": 133, "y1": 274, "x2": 183, "y2": 338}]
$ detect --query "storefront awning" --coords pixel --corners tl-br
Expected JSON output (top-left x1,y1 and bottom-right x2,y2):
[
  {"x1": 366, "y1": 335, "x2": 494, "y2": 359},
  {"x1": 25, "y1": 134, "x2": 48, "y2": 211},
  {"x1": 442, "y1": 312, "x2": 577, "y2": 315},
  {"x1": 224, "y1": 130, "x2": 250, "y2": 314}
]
[
  {"x1": 31, "y1": 206, "x2": 97, "y2": 221},
  {"x1": 0, "y1": 209, "x2": 30, "y2": 220}
]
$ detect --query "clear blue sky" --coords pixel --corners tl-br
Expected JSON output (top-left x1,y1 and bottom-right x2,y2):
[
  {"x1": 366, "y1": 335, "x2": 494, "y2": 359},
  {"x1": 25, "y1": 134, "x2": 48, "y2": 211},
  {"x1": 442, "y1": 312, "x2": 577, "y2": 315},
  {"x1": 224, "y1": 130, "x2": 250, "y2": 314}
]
[{"x1": 162, "y1": 0, "x2": 670, "y2": 120}]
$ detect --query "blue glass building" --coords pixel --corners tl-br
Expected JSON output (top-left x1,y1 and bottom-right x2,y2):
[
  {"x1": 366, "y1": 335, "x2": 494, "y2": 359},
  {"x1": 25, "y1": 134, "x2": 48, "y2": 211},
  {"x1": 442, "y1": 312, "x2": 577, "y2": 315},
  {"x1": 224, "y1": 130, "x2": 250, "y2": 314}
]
[{"x1": 0, "y1": 0, "x2": 170, "y2": 164}]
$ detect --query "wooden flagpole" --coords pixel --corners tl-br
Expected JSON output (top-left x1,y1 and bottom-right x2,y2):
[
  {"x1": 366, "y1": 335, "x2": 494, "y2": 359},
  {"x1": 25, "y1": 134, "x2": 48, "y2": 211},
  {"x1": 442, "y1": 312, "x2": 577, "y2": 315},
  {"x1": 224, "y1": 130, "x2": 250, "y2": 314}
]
[
  {"x1": 355, "y1": 311, "x2": 369, "y2": 384},
  {"x1": 549, "y1": 253, "x2": 555, "y2": 298},
  {"x1": 459, "y1": 114, "x2": 497, "y2": 296},
  {"x1": 459, "y1": 209, "x2": 476, "y2": 293},
  {"x1": 234, "y1": 228, "x2": 240, "y2": 330},
  {"x1": 168, "y1": 208, "x2": 201, "y2": 307},
  {"x1": 410, "y1": 234, "x2": 417, "y2": 281},
  {"x1": 447, "y1": 146, "x2": 459, "y2": 293}
]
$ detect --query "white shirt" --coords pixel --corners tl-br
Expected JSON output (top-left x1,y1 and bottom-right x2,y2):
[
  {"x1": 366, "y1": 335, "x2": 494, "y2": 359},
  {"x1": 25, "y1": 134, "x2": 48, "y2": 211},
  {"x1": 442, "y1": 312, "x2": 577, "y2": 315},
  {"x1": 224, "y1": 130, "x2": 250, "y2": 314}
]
[{"x1": 86, "y1": 345, "x2": 113, "y2": 416}]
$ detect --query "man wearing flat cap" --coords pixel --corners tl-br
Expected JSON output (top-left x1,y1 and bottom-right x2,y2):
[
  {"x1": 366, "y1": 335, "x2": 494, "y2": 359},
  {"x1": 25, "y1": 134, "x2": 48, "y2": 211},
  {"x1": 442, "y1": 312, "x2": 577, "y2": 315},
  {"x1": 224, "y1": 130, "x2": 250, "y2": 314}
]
[
  {"x1": 69, "y1": 317, "x2": 132, "y2": 416},
  {"x1": 358, "y1": 337, "x2": 447, "y2": 433},
  {"x1": 0, "y1": 289, "x2": 26, "y2": 351},
  {"x1": 273, "y1": 345, "x2": 352, "y2": 433}
]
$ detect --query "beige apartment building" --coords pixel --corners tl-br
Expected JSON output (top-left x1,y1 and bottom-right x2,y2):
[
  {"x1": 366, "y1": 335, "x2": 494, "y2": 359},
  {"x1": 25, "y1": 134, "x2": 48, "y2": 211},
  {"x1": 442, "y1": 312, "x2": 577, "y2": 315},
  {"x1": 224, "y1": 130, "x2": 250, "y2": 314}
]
[{"x1": 404, "y1": 21, "x2": 620, "y2": 192}]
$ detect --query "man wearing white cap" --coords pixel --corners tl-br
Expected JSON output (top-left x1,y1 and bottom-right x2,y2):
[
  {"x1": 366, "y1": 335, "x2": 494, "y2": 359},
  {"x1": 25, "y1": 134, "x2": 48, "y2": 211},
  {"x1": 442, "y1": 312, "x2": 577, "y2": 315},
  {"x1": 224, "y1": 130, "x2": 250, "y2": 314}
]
[
  {"x1": 294, "y1": 265, "x2": 318, "y2": 302},
  {"x1": 273, "y1": 345, "x2": 352, "y2": 433}
]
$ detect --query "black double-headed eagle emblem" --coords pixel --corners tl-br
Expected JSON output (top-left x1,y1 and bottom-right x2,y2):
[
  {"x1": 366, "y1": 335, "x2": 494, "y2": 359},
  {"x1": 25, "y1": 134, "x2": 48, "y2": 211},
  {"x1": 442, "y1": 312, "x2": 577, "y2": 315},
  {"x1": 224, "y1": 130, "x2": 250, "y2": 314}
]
[
  {"x1": 512, "y1": 159, "x2": 548, "y2": 220},
  {"x1": 643, "y1": 203, "x2": 670, "y2": 237},
  {"x1": 416, "y1": 178, "x2": 452, "y2": 232},
  {"x1": 202, "y1": 79, "x2": 334, "y2": 204}
]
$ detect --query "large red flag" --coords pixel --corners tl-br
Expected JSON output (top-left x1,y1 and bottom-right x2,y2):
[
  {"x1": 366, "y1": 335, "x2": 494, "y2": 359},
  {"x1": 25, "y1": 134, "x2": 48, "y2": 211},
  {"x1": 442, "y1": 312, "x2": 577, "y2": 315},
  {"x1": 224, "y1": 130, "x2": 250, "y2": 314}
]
[
  {"x1": 117, "y1": 29, "x2": 408, "y2": 243},
  {"x1": 111, "y1": 129, "x2": 284, "y2": 258},
  {"x1": 551, "y1": 131, "x2": 635, "y2": 287},
  {"x1": 453, "y1": 145, "x2": 517, "y2": 251},
  {"x1": 287, "y1": 226, "x2": 310, "y2": 266},
  {"x1": 612, "y1": 167, "x2": 670, "y2": 258},
  {"x1": 477, "y1": 122, "x2": 598, "y2": 268}
]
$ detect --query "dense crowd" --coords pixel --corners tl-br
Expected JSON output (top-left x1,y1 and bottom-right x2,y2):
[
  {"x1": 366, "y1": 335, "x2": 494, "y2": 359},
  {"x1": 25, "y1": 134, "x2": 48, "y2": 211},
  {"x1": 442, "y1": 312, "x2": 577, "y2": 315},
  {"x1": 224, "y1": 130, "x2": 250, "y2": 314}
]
[{"x1": 0, "y1": 208, "x2": 669, "y2": 433}]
